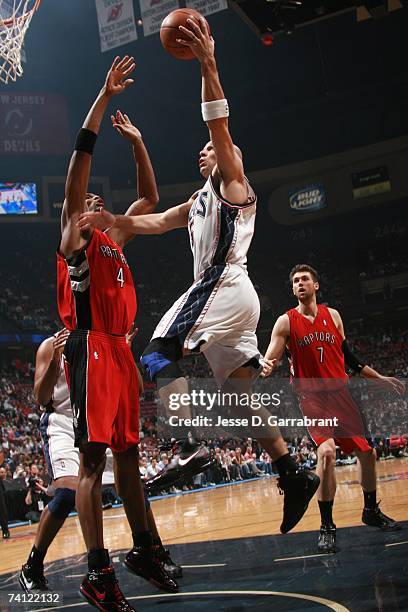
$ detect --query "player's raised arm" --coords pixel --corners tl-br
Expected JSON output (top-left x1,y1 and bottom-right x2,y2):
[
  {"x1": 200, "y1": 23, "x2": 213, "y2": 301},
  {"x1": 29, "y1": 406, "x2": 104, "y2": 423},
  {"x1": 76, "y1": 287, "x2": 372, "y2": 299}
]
[
  {"x1": 77, "y1": 193, "x2": 197, "y2": 236},
  {"x1": 261, "y1": 315, "x2": 290, "y2": 378},
  {"x1": 107, "y1": 111, "x2": 159, "y2": 247},
  {"x1": 329, "y1": 307, "x2": 405, "y2": 396},
  {"x1": 178, "y1": 17, "x2": 246, "y2": 203},
  {"x1": 60, "y1": 56, "x2": 135, "y2": 258}
]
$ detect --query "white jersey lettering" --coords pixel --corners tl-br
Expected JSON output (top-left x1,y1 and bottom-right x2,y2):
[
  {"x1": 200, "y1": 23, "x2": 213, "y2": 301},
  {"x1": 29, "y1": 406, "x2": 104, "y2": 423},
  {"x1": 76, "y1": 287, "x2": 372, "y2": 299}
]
[{"x1": 188, "y1": 176, "x2": 257, "y2": 281}]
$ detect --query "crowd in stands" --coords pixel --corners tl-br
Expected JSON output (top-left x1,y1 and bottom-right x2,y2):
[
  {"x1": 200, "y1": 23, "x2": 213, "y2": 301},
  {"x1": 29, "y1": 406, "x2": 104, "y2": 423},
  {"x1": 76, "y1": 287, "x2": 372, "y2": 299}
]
[
  {"x1": 0, "y1": 366, "x2": 45, "y2": 483},
  {"x1": 0, "y1": 249, "x2": 59, "y2": 333},
  {"x1": 1, "y1": 320, "x2": 407, "y2": 508},
  {"x1": 0, "y1": 205, "x2": 406, "y2": 348},
  {"x1": 0, "y1": 205, "x2": 407, "y2": 517},
  {"x1": 358, "y1": 224, "x2": 408, "y2": 280}
]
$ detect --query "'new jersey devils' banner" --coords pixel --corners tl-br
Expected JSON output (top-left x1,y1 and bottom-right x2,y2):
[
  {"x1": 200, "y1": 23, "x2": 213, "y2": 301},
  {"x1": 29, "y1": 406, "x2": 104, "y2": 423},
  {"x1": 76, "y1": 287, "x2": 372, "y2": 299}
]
[
  {"x1": 95, "y1": 0, "x2": 138, "y2": 53},
  {"x1": 139, "y1": 0, "x2": 179, "y2": 37},
  {"x1": 0, "y1": 93, "x2": 70, "y2": 156}
]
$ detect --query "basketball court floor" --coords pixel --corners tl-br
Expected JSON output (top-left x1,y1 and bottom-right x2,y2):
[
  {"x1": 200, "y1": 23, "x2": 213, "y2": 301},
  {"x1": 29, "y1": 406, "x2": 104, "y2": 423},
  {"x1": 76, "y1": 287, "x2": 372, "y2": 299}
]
[{"x1": 0, "y1": 459, "x2": 407, "y2": 611}]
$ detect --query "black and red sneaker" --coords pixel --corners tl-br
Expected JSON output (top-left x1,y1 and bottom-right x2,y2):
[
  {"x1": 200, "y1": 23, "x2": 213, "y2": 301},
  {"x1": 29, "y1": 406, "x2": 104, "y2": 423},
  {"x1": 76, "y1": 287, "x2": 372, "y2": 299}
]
[
  {"x1": 154, "y1": 546, "x2": 183, "y2": 579},
  {"x1": 124, "y1": 546, "x2": 178, "y2": 592},
  {"x1": 278, "y1": 469, "x2": 320, "y2": 534},
  {"x1": 80, "y1": 565, "x2": 136, "y2": 612}
]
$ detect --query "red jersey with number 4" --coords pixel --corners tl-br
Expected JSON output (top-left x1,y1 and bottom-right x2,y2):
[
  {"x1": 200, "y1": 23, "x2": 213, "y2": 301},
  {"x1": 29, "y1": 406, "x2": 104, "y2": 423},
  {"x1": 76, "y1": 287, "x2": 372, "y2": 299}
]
[
  {"x1": 286, "y1": 305, "x2": 347, "y2": 381},
  {"x1": 57, "y1": 229, "x2": 136, "y2": 335}
]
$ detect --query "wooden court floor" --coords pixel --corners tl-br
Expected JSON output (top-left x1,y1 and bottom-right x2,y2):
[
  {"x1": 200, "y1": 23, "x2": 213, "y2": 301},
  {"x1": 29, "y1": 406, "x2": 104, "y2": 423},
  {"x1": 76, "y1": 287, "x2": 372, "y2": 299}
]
[{"x1": 0, "y1": 458, "x2": 407, "y2": 577}]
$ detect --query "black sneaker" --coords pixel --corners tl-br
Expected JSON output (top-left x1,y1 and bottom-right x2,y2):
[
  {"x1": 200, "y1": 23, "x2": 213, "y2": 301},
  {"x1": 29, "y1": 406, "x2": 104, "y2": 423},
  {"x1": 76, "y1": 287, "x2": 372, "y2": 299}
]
[
  {"x1": 124, "y1": 546, "x2": 179, "y2": 592},
  {"x1": 80, "y1": 565, "x2": 136, "y2": 611},
  {"x1": 145, "y1": 442, "x2": 213, "y2": 492},
  {"x1": 278, "y1": 469, "x2": 320, "y2": 534},
  {"x1": 19, "y1": 563, "x2": 49, "y2": 592},
  {"x1": 362, "y1": 502, "x2": 401, "y2": 532},
  {"x1": 155, "y1": 546, "x2": 182, "y2": 579},
  {"x1": 318, "y1": 523, "x2": 337, "y2": 553},
  {"x1": 2, "y1": 529, "x2": 10, "y2": 539}
]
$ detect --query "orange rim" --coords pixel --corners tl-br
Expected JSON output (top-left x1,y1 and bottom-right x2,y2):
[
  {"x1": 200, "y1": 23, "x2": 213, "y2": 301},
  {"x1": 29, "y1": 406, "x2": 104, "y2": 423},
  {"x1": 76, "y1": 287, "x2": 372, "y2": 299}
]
[{"x1": 0, "y1": 0, "x2": 40, "y2": 27}]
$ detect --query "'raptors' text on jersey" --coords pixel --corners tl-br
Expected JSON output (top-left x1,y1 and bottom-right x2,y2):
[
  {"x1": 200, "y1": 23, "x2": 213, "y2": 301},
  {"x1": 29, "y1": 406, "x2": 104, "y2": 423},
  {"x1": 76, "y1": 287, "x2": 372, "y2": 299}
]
[
  {"x1": 287, "y1": 305, "x2": 347, "y2": 382},
  {"x1": 57, "y1": 229, "x2": 136, "y2": 335},
  {"x1": 188, "y1": 175, "x2": 257, "y2": 281},
  {"x1": 288, "y1": 306, "x2": 371, "y2": 448}
]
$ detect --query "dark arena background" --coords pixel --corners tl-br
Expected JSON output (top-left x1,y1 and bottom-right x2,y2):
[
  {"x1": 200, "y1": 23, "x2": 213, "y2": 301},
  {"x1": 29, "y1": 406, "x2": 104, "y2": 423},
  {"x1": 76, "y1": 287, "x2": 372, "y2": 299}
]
[{"x1": 0, "y1": 1, "x2": 407, "y2": 611}]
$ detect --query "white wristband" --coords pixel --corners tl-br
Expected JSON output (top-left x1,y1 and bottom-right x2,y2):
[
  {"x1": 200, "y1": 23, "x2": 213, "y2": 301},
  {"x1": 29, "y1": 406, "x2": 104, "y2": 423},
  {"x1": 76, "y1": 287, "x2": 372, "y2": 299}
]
[{"x1": 201, "y1": 99, "x2": 229, "y2": 122}]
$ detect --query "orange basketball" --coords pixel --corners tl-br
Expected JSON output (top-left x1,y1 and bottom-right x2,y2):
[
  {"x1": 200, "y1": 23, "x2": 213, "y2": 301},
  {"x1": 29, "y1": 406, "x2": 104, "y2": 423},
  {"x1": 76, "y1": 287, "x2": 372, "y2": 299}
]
[{"x1": 160, "y1": 8, "x2": 209, "y2": 61}]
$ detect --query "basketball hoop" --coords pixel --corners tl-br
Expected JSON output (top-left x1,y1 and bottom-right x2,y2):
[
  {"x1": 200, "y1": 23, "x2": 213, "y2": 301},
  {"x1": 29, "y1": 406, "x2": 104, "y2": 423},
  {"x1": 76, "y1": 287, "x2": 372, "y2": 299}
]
[{"x1": 0, "y1": 0, "x2": 40, "y2": 84}]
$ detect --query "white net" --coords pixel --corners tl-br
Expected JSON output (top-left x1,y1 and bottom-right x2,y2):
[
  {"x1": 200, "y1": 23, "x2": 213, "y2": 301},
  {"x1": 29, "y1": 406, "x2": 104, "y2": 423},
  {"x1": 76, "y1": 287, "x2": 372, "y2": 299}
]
[{"x1": 0, "y1": 0, "x2": 40, "y2": 84}]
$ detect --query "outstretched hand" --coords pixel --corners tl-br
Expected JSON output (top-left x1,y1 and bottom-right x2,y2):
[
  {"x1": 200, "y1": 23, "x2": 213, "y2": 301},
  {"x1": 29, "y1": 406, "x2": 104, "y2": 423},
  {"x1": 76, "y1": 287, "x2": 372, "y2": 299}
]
[
  {"x1": 104, "y1": 55, "x2": 136, "y2": 97},
  {"x1": 52, "y1": 328, "x2": 70, "y2": 364},
  {"x1": 377, "y1": 375, "x2": 405, "y2": 396},
  {"x1": 260, "y1": 358, "x2": 278, "y2": 378},
  {"x1": 126, "y1": 323, "x2": 139, "y2": 347},
  {"x1": 111, "y1": 110, "x2": 142, "y2": 141},
  {"x1": 177, "y1": 17, "x2": 215, "y2": 63},
  {"x1": 77, "y1": 209, "x2": 116, "y2": 232}
]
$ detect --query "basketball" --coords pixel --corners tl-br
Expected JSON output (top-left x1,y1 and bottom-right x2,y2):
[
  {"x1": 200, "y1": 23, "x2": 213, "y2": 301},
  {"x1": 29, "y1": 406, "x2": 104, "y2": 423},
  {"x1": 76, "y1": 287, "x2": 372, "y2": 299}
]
[{"x1": 160, "y1": 8, "x2": 209, "y2": 61}]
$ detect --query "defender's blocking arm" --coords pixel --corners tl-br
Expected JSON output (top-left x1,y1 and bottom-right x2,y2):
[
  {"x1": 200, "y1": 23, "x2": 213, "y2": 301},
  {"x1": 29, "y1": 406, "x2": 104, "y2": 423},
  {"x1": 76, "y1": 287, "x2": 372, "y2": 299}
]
[
  {"x1": 60, "y1": 56, "x2": 135, "y2": 258},
  {"x1": 107, "y1": 111, "x2": 159, "y2": 247}
]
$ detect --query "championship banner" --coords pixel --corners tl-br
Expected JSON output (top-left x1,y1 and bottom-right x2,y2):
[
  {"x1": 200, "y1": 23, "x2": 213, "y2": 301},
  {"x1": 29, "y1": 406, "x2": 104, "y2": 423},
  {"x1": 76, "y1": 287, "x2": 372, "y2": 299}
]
[
  {"x1": 185, "y1": 0, "x2": 228, "y2": 17},
  {"x1": 95, "y1": 0, "x2": 138, "y2": 53},
  {"x1": 0, "y1": 93, "x2": 70, "y2": 156},
  {"x1": 139, "y1": 0, "x2": 179, "y2": 37}
]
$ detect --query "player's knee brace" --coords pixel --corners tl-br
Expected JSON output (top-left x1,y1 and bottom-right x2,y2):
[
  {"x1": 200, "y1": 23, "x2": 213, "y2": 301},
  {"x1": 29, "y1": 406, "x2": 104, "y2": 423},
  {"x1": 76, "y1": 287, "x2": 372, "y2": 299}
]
[
  {"x1": 141, "y1": 337, "x2": 183, "y2": 387},
  {"x1": 47, "y1": 487, "x2": 76, "y2": 520}
]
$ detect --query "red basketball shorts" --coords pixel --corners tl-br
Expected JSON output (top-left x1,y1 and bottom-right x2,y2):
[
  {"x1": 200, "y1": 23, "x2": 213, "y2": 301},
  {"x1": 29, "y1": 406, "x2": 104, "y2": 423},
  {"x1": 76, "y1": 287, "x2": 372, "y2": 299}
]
[
  {"x1": 64, "y1": 330, "x2": 139, "y2": 452},
  {"x1": 298, "y1": 385, "x2": 372, "y2": 454}
]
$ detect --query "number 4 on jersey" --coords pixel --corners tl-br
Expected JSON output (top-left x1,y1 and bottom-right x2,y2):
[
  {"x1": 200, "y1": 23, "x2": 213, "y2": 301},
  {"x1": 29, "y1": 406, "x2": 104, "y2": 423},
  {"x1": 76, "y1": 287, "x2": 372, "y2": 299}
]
[{"x1": 117, "y1": 267, "x2": 125, "y2": 288}]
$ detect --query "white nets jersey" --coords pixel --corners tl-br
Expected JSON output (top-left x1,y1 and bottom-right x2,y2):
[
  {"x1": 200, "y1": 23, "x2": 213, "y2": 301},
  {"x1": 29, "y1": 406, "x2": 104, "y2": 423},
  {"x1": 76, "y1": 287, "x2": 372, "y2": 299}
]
[
  {"x1": 39, "y1": 344, "x2": 78, "y2": 480},
  {"x1": 188, "y1": 175, "x2": 257, "y2": 281},
  {"x1": 46, "y1": 353, "x2": 71, "y2": 418},
  {"x1": 152, "y1": 175, "x2": 261, "y2": 386}
]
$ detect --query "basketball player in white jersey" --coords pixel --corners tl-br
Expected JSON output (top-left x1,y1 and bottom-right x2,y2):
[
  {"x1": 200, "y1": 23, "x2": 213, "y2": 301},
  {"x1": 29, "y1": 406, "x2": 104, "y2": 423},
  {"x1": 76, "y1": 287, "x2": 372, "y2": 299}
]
[
  {"x1": 19, "y1": 327, "x2": 181, "y2": 592},
  {"x1": 78, "y1": 18, "x2": 319, "y2": 533},
  {"x1": 19, "y1": 328, "x2": 77, "y2": 591}
]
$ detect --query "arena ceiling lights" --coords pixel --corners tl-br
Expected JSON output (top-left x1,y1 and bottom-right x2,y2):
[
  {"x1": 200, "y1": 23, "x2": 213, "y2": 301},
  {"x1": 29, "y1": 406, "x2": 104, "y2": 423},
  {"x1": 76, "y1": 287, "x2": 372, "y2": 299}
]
[{"x1": 229, "y1": 0, "x2": 404, "y2": 39}]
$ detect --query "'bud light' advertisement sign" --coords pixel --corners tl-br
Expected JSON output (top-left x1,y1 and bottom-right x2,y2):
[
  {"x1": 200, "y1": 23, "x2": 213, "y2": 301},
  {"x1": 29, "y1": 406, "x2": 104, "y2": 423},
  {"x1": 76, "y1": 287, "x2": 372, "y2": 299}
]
[{"x1": 289, "y1": 183, "x2": 327, "y2": 214}]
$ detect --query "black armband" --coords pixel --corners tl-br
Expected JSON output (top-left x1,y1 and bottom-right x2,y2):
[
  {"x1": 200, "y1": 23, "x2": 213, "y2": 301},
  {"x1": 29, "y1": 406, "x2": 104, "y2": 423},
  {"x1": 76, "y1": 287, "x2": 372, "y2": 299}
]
[
  {"x1": 342, "y1": 339, "x2": 365, "y2": 373},
  {"x1": 74, "y1": 128, "x2": 97, "y2": 155}
]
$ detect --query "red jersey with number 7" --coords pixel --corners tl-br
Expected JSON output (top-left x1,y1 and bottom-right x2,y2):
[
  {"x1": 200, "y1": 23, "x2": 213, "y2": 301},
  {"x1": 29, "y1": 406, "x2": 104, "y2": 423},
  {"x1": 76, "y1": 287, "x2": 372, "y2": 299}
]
[
  {"x1": 57, "y1": 229, "x2": 136, "y2": 335},
  {"x1": 286, "y1": 305, "x2": 347, "y2": 381}
]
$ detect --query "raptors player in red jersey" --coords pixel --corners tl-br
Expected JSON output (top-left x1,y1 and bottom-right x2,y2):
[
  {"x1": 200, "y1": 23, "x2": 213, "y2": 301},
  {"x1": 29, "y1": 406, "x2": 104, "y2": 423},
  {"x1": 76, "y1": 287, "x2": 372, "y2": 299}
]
[
  {"x1": 58, "y1": 56, "x2": 177, "y2": 611},
  {"x1": 262, "y1": 264, "x2": 404, "y2": 554}
]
